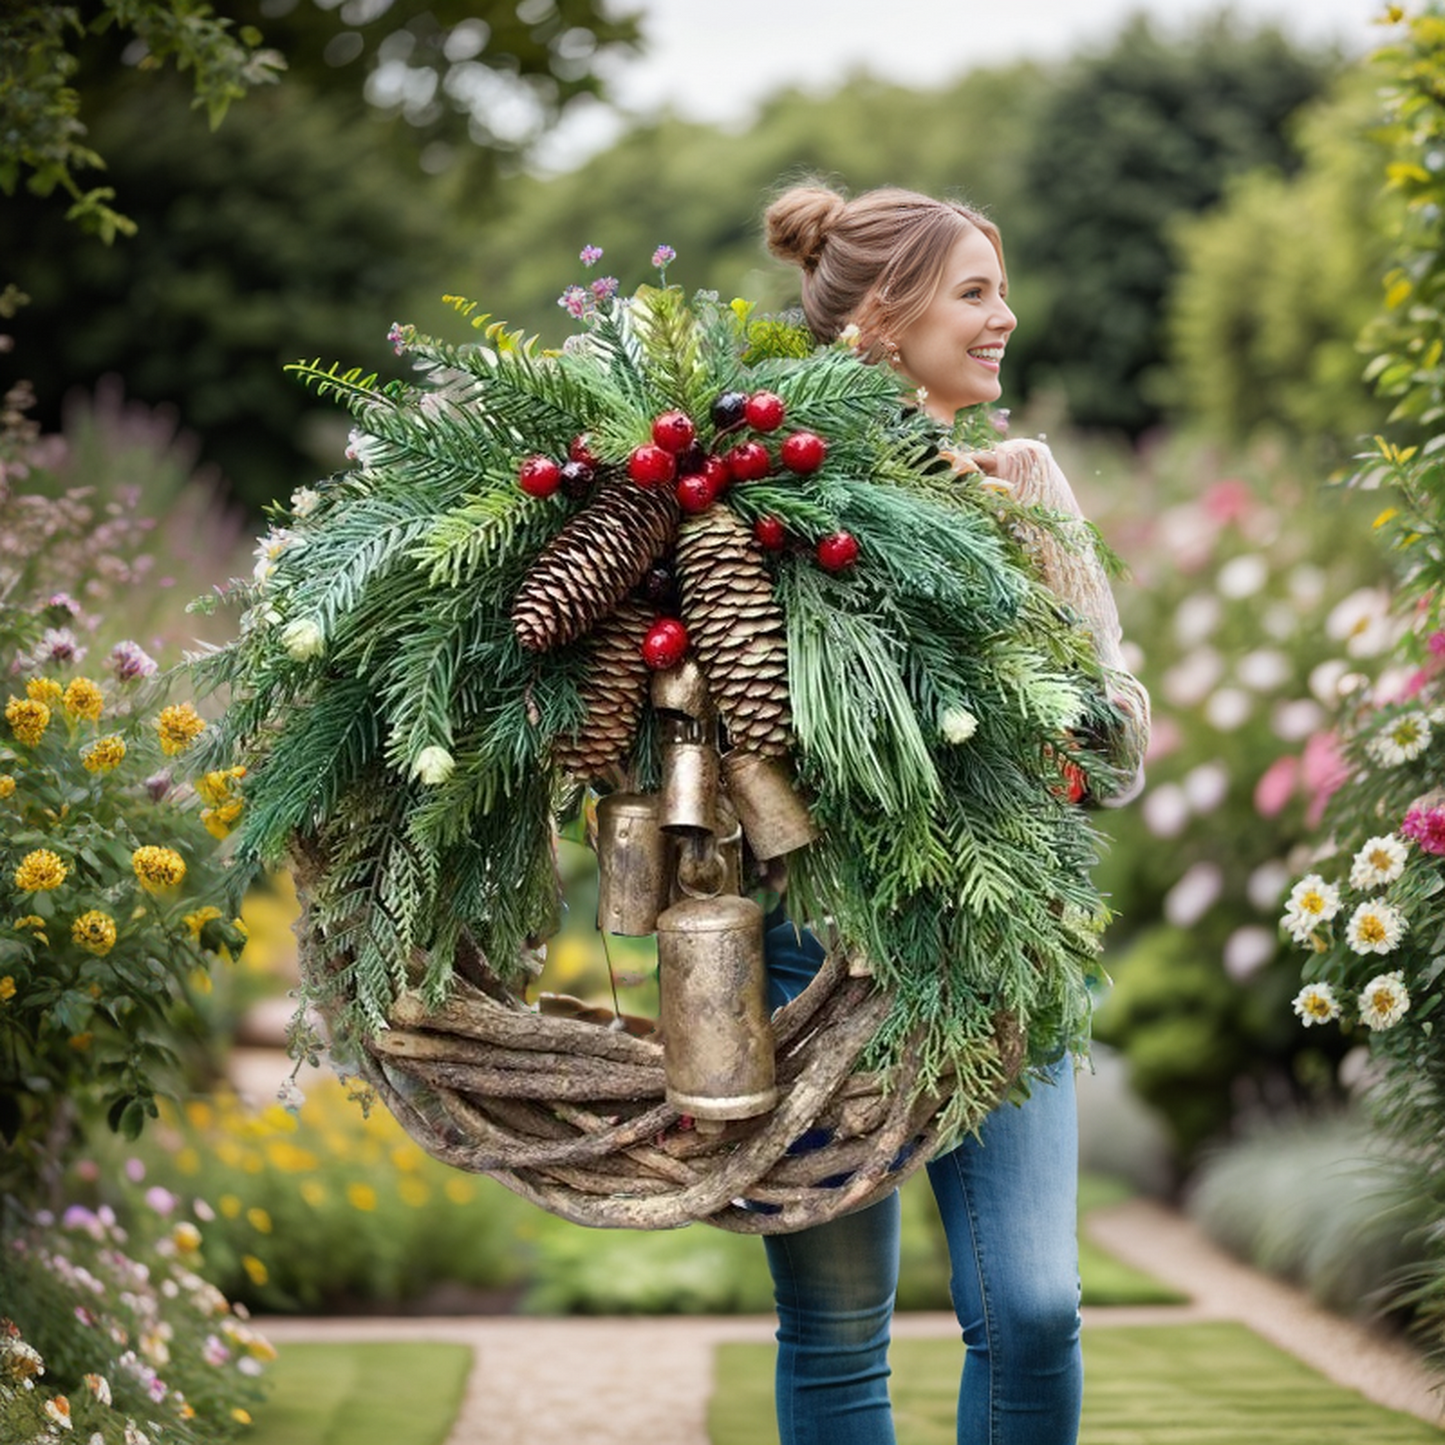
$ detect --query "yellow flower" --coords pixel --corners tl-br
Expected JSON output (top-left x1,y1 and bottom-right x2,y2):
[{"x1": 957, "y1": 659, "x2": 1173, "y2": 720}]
[
  {"x1": 398, "y1": 1176, "x2": 431, "y2": 1208},
  {"x1": 0, "y1": 775, "x2": 15, "y2": 798},
  {"x1": 300, "y1": 1180, "x2": 327, "y2": 1208},
  {"x1": 195, "y1": 766, "x2": 246, "y2": 807},
  {"x1": 0, "y1": 977, "x2": 15, "y2": 1002},
  {"x1": 247, "y1": 1207, "x2": 273, "y2": 1234},
  {"x1": 219, "y1": 1194, "x2": 243, "y2": 1219},
  {"x1": 27, "y1": 678, "x2": 63, "y2": 707},
  {"x1": 62, "y1": 677, "x2": 104, "y2": 721},
  {"x1": 231, "y1": 1408, "x2": 253, "y2": 1425},
  {"x1": 172, "y1": 1222, "x2": 202, "y2": 1252},
  {"x1": 241, "y1": 1255, "x2": 268, "y2": 1286},
  {"x1": 346, "y1": 1182, "x2": 378, "y2": 1212},
  {"x1": 81, "y1": 735, "x2": 127, "y2": 773},
  {"x1": 444, "y1": 1177, "x2": 476, "y2": 1205},
  {"x1": 71, "y1": 910, "x2": 117, "y2": 956},
  {"x1": 14, "y1": 915, "x2": 45, "y2": 929},
  {"x1": 69, "y1": 1032, "x2": 93, "y2": 1051},
  {"x1": 174, "y1": 1147, "x2": 201, "y2": 1176},
  {"x1": 6, "y1": 696, "x2": 50, "y2": 747},
  {"x1": 15, "y1": 849, "x2": 67, "y2": 892},
  {"x1": 185, "y1": 1099, "x2": 214, "y2": 1130},
  {"x1": 201, "y1": 796, "x2": 244, "y2": 839},
  {"x1": 132, "y1": 845, "x2": 186, "y2": 892},
  {"x1": 155, "y1": 702, "x2": 206, "y2": 755}
]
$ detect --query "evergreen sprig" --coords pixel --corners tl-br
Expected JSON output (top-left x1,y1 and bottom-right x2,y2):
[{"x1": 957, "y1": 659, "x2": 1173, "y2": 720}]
[{"x1": 192, "y1": 281, "x2": 1124, "y2": 1137}]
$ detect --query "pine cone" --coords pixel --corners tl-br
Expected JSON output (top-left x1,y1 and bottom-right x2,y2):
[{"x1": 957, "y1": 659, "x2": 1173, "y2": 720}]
[
  {"x1": 552, "y1": 599, "x2": 653, "y2": 778},
  {"x1": 674, "y1": 506, "x2": 791, "y2": 757},
  {"x1": 512, "y1": 481, "x2": 678, "y2": 653}
]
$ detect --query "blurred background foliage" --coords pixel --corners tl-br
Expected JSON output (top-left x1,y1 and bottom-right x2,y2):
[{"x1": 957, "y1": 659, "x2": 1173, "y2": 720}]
[{"x1": 7, "y1": 0, "x2": 1445, "y2": 1349}]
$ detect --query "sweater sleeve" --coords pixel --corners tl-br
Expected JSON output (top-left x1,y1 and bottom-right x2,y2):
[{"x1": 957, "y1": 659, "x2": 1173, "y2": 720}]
[{"x1": 973, "y1": 438, "x2": 1150, "y2": 807}]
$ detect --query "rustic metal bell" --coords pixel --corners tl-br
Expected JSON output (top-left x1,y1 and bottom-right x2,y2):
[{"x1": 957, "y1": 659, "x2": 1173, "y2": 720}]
[
  {"x1": 660, "y1": 735, "x2": 720, "y2": 837},
  {"x1": 595, "y1": 792, "x2": 671, "y2": 936},
  {"x1": 672, "y1": 796, "x2": 742, "y2": 902},
  {"x1": 651, "y1": 659, "x2": 712, "y2": 721},
  {"x1": 722, "y1": 750, "x2": 819, "y2": 860},
  {"x1": 657, "y1": 893, "x2": 777, "y2": 1121}
]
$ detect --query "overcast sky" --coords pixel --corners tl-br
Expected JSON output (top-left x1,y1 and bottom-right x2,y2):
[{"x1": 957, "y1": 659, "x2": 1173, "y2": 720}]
[{"x1": 536, "y1": 0, "x2": 1383, "y2": 169}]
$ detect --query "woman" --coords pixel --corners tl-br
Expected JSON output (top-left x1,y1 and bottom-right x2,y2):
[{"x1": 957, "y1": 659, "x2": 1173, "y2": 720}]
[{"x1": 759, "y1": 182, "x2": 1149, "y2": 1445}]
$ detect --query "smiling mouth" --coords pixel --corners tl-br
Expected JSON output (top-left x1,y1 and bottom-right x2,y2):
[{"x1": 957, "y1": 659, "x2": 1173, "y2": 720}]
[{"x1": 969, "y1": 347, "x2": 1006, "y2": 363}]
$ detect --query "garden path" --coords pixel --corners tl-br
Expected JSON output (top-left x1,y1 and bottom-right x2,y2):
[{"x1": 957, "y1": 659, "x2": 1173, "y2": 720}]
[{"x1": 255, "y1": 1197, "x2": 1443, "y2": 1444}]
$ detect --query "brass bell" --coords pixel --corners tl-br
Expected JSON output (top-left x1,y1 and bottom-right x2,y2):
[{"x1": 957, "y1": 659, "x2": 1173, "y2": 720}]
[
  {"x1": 595, "y1": 792, "x2": 671, "y2": 936},
  {"x1": 660, "y1": 736, "x2": 720, "y2": 837},
  {"x1": 657, "y1": 893, "x2": 777, "y2": 1121},
  {"x1": 722, "y1": 750, "x2": 819, "y2": 860},
  {"x1": 651, "y1": 659, "x2": 712, "y2": 720}
]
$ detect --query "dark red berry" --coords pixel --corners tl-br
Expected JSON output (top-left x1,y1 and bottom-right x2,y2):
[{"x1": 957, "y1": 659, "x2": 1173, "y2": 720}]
[
  {"x1": 676, "y1": 472, "x2": 719, "y2": 513},
  {"x1": 628, "y1": 444, "x2": 677, "y2": 488},
  {"x1": 725, "y1": 441, "x2": 771, "y2": 482},
  {"x1": 711, "y1": 391, "x2": 748, "y2": 431},
  {"x1": 569, "y1": 434, "x2": 599, "y2": 467},
  {"x1": 744, "y1": 391, "x2": 787, "y2": 432},
  {"x1": 816, "y1": 531, "x2": 859, "y2": 572},
  {"x1": 558, "y1": 459, "x2": 595, "y2": 498},
  {"x1": 642, "y1": 617, "x2": 690, "y2": 670},
  {"x1": 675, "y1": 441, "x2": 709, "y2": 477},
  {"x1": 781, "y1": 430, "x2": 828, "y2": 474},
  {"x1": 652, "y1": 410, "x2": 697, "y2": 454},
  {"x1": 518, "y1": 455, "x2": 561, "y2": 498},
  {"x1": 753, "y1": 515, "x2": 787, "y2": 551},
  {"x1": 640, "y1": 564, "x2": 677, "y2": 605}
]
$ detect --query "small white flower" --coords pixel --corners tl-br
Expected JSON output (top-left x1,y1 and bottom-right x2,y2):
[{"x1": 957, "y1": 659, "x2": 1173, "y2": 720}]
[
  {"x1": 276, "y1": 1077, "x2": 306, "y2": 1112},
  {"x1": 1357, "y1": 970, "x2": 1410, "y2": 1030},
  {"x1": 1326, "y1": 586, "x2": 1395, "y2": 657},
  {"x1": 1287, "y1": 874, "x2": 1342, "y2": 922},
  {"x1": 280, "y1": 618, "x2": 325, "y2": 662},
  {"x1": 1366, "y1": 712, "x2": 1432, "y2": 766},
  {"x1": 413, "y1": 745, "x2": 455, "y2": 785},
  {"x1": 1292, "y1": 982, "x2": 1341, "y2": 1027},
  {"x1": 1345, "y1": 900, "x2": 1407, "y2": 955},
  {"x1": 939, "y1": 707, "x2": 978, "y2": 744},
  {"x1": 1349, "y1": 834, "x2": 1409, "y2": 890},
  {"x1": 1164, "y1": 861, "x2": 1223, "y2": 928},
  {"x1": 43, "y1": 1394, "x2": 73, "y2": 1429},
  {"x1": 1217, "y1": 553, "x2": 1268, "y2": 599},
  {"x1": 837, "y1": 323, "x2": 862, "y2": 350},
  {"x1": 290, "y1": 485, "x2": 321, "y2": 518}
]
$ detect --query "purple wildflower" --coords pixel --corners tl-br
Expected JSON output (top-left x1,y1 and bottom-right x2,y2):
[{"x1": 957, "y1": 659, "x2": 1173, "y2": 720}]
[
  {"x1": 579, "y1": 244, "x2": 604, "y2": 267},
  {"x1": 46, "y1": 592, "x2": 81, "y2": 616},
  {"x1": 1402, "y1": 804, "x2": 1445, "y2": 855},
  {"x1": 108, "y1": 640, "x2": 158, "y2": 682},
  {"x1": 558, "y1": 285, "x2": 589, "y2": 319},
  {"x1": 1429, "y1": 630, "x2": 1445, "y2": 657},
  {"x1": 590, "y1": 276, "x2": 619, "y2": 303},
  {"x1": 651, "y1": 244, "x2": 676, "y2": 272},
  {"x1": 39, "y1": 628, "x2": 84, "y2": 664},
  {"x1": 386, "y1": 322, "x2": 410, "y2": 356}
]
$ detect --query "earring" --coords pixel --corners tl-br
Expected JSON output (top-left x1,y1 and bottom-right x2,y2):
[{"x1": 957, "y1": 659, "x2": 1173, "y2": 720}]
[{"x1": 881, "y1": 339, "x2": 902, "y2": 368}]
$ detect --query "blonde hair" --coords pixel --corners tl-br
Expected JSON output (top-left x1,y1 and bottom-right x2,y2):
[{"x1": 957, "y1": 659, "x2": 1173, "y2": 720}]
[{"x1": 765, "y1": 182, "x2": 1005, "y2": 358}]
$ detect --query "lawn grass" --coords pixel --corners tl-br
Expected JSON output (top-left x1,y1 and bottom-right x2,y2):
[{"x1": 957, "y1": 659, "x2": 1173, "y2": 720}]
[
  {"x1": 247, "y1": 1341, "x2": 472, "y2": 1445},
  {"x1": 709, "y1": 1324, "x2": 1445, "y2": 1444}
]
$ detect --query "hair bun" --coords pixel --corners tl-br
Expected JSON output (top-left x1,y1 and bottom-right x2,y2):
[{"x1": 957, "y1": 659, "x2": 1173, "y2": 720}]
[{"x1": 765, "y1": 184, "x2": 847, "y2": 271}]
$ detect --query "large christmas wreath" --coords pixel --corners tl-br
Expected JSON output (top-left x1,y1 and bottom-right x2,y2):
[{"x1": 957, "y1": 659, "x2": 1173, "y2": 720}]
[{"x1": 191, "y1": 252, "x2": 1122, "y2": 1231}]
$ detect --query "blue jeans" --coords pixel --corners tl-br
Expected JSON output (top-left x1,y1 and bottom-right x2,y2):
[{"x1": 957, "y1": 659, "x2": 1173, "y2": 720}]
[{"x1": 763, "y1": 924, "x2": 1083, "y2": 1445}]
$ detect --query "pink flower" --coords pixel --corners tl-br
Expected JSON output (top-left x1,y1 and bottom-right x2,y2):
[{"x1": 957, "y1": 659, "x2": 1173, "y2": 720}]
[
  {"x1": 1428, "y1": 631, "x2": 1445, "y2": 657},
  {"x1": 1201, "y1": 477, "x2": 1254, "y2": 525},
  {"x1": 579, "y1": 244, "x2": 604, "y2": 266},
  {"x1": 1302, "y1": 731, "x2": 1350, "y2": 827},
  {"x1": 589, "y1": 276, "x2": 619, "y2": 302},
  {"x1": 557, "y1": 285, "x2": 588, "y2": 318},
  {"x1": 1402, "y1": 805, "x2": 1445, "y2": 855},
  {"x1": 145, "y1": 1187, "x2": 177, "y2": 1217},
  {"x1": 1253, "y1": 754, "x2": 1299, "y2": 817},
  {"x1": 124, "y1": 1158, "x2": 145, "y2": 1184},
  {"x1": 651, "y1": 243, "x2": 676, "y2": 271},
  {"x1": 107, "y1": 640, "x2": 158, "y2": 681}
]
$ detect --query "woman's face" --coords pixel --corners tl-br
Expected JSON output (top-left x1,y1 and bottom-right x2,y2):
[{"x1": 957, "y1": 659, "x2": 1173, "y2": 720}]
[{"x1": 893, "y1": 226, "x2": 1016, "y2": 424}]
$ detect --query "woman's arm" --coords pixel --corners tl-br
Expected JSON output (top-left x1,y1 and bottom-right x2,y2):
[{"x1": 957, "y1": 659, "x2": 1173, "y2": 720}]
[{"x1": 967, "y1": 438, "x2": 1150, "y2": 807}]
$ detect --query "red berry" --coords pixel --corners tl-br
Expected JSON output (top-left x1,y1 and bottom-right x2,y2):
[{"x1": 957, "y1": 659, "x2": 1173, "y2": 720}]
[
  {"x1": 816, "y1": 531, "x2": 859, "y2": 572},
  {"x1": 652, "y1": 410, "x2": 697, "y2": 454},
  {"x1": 558, "y1": 460, "x2": 595, "y2": 499},
  {"x1": 675, "y1": 472, "x2": 719, "y2": 513},
  {"x1": 1061, "y1": 760, "x2": 1088, "y2": 805},
  {"x1": 781, "y1": 430, "x2": 828, "y2": 474},
  {"x1": 744, "y1": 391, "x2": 787, "y2": 431},
  {"x1": 725, "y1": 441, "x2": 771, "y2": 482},
  {"x1": 642, "y1": 617, "x2": 690, "y2": 670},
  {"x1": 518, "y1": 455, "x2": 561, "y2": 498},
  {"x1": 702, "y1": 455, "x2": 730, "y2": 493},
  {"x1": 753, "y1": 515, "x2": 787, "y2": 550},
  {"x1": 569, "y1": 434, "x2": 599, "y2": 467},
  {"x1": 628, "y1": 443, "x2": 677, "y2": 488}
]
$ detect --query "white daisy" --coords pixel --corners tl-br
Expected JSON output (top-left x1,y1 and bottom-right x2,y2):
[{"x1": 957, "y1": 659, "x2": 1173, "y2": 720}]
[
  {"x1": 939, "y1": 707, "x2": 978, "y2": 745},
  {"x1": 1357, "y1": 971, "x2": 1410, "y2": 1030},
  {"x1": 1349, "y1": 834, "x2": 1409, "y2": 890},
  {"x1": 1366, "y1": 712, "x2": 1432, "y2": 766},
  {"x1": 1345, "y1": 900, "x2": 1407, "y2": 956},
  {"x1": 280, "y1": 617, "x2": 325, "y2": 662},
  {"x1": 1287, "y1": 874, "x2": 1342, "y2": 922},
  {"x1": 1291, "y1": 982, "x2": 1341, "y2": 1027}
]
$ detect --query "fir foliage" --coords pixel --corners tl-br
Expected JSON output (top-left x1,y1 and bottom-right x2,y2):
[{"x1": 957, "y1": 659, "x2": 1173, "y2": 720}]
[{"x1": 191, "y1": 277, "x2": 1125, "y2": 1136}]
